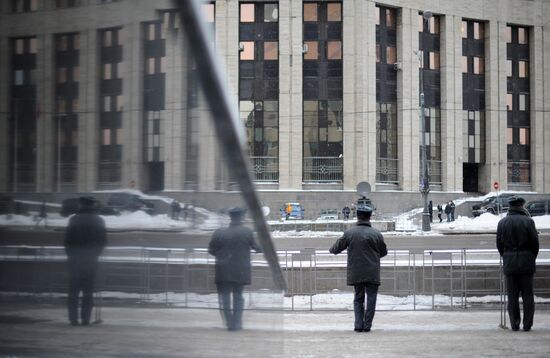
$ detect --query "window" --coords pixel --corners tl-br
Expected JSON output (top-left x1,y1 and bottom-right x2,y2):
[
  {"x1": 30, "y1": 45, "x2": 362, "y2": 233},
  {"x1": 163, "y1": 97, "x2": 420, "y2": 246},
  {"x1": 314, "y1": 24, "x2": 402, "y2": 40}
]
[
  {"x1": 240, "y1": 41, "x2": 254, "y2": 60},
  {"x1": 29, "y1": 38, "x2": 37, "y2": 54},
  {"x1": 461, "y1": 21, "x2": 467, "y2": 38},
  {"x1": 264, "y1": 4, "x2": 278, "y2": 22},
  {"x1": 264, "y1": 42, "x2": 278, "y2": 60},
  {"x1": 58, "y1": 36, "x2": 68, "y2": 51},
  {"x1": 507, "y1": 60, "x2": 512, "y2": 77},
  {"x1": 519, "y1": 61, "x2": 528, "y2": 77},
  {"x1": 473, "y1": 57, "x2": 483, "y2": 74},
  {"x1": 505, "y1": 26, "x2": 512, "y2": 43},
  {"x1": 103, "y1": 96, "x2": 111, "y2": 112},
  {"x1": 147, "y1": 23, "x2": 156, "y2": 40},
  {"x1": 102, "y1": 129, "x2": 111, "y2": 145},
  {"x1": 30, "y1": 0, "x2": 37, "y2": 11},
  {"x1": 14, "y1": 70, "x2": 24, "y2": 85},
  {"x1": 327, "y1": 41, "x2": 342, "y2": 60},
  {"x1": 429, "y1": 52, "x2": 439, "y2": 70},
  {"x1": 386, "y1": 46, "x2": 396, "y2": 64},
  {"x1": 116, "y1": 95, "x2": 123, "y2": 111},
  {"x1": 160, "y1": 57, "x2": 166, "y2": 73},
  {"x1": 386, "y1": 9, "x2": 395, "y2": 28},
  {"x1": 240, "y1": 3, "x2": 254, "y2": 22},
  {"x1": 15, "y1": 39, "x2": 24, "y2": 54},
  {"x1": 519, "y1": 94, "x2": 527, "y2": 111},
  {"x1": 327, "y1": 3, "x2": 341, "y2": 22},
  {"x1": 506, "y1": 127, "x2": 514, "y2": 145},
  {"x1": 519, "y1": 128, "x2": 529, "y2": 145},
  {"x1": 304, "y1": 41, "x2": 318, "y2": 60},
  {"x1": 147, "y1": 58, "x2": 155, "y2": 74},
  {"x1": 73, "y1": 34, "x2": 79, "y2": 50},
  {"x1": 203, "y1": 3, "x2": 215, "y2": 23},
  {"x1": 518, "y1": 27, "x2": 527, "y2": 44},
  {"x1": 462, "y1": 56, "x2": 468, "y2": 73},
  {"x1": 474, "y1": 22, "x2": 483, "y2": 40},
  {"x1": 103, "y1": 63, "x2": 112, "y2": 79},
  {"x1": 429, "y1": 16, "x2": 439, "y2": 34},
  {"x1": 303, "y1": 3, "x2": 318, "y2": 22},
  {"x1": 104, "y1": 30, "x2": 112, "y2": 47},
  {"x1": 506, "y1": 94, "x2": 513, "y2": 111},
  {"x1": 376, "y1": 44, "x2": 380, "y2": 63},
  {"x1": 57, "y1": 67, "x2": 67, "y2": 83},
  {"x1": 375, "y1": 7, "x2": 380, "y2": 25},
  {"x1": 57, "y1": 98, "x2": 66, "y2": 113}
]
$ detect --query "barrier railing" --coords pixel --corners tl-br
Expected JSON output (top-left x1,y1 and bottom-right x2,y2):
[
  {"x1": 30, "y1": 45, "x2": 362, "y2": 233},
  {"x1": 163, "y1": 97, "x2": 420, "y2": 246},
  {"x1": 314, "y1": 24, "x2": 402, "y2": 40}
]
[{"x1": 1, "y1": 246, "x2": 549, "y2": 315}]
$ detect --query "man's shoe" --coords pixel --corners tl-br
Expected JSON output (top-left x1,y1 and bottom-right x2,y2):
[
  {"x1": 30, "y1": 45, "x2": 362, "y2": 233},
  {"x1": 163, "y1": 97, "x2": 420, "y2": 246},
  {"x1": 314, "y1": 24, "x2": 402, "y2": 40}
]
[
  {"x1": 354, "y1": 328, "x2": 363, "y2": 332},
  {"x1": 511, "y1": 326, "x2": 520, "y2": 331},
  {"x1": 70, "y1": 321, "x2": 78, "y2": 326},
  {"x1": 363, "y1": 328, "x2": 371, "y2": 332},
  {"x1": 523, "y1": 327, "x2": 531, "y2": 332}
]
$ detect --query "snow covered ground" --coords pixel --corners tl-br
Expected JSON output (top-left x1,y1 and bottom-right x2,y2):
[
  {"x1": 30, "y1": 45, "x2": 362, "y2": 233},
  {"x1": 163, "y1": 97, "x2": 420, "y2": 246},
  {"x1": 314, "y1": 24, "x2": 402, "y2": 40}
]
[{"x1": 1, "y1": 189, "x2": 549, "y2": 233}]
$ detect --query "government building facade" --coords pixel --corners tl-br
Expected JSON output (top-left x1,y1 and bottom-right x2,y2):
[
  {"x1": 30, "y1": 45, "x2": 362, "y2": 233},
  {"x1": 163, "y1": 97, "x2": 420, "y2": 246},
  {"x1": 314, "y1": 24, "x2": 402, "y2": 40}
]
[{"x1": 1, "y1": 0, "x2": 550, "y2": 199}]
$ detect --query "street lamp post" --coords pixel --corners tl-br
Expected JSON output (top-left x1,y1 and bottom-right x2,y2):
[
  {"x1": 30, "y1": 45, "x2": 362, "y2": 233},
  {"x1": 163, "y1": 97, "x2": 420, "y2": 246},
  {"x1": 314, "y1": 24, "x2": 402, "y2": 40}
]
[{"x1": 419, "y1": 10, "x2": 433, "y2": 232}]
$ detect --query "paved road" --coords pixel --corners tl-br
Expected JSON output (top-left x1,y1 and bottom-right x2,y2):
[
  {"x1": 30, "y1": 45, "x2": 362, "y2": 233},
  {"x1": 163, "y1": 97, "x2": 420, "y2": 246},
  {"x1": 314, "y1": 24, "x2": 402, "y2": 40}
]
[{"x1": 1, "y1": 227, "x2": 549, "y2": 251}]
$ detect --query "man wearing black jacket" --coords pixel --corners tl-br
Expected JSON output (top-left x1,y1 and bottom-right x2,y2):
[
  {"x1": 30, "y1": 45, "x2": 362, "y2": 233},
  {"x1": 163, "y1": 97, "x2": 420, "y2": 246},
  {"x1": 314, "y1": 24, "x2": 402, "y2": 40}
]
[
  {"x1": 64, "y1": 196, "x2": 106, "y2": 326},
  {"x1": 329, "y1": 204, "x2": 387, "y2": 332},
  {"x1": 496, "y1": 196, "x2": 539, "y2": 331}
]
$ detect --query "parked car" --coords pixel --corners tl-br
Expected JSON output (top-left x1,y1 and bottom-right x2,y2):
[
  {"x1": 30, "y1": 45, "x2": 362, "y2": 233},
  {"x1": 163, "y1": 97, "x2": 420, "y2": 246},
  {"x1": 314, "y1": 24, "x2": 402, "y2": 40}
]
[
  {"x1": 471, "y1": 193, "x2": 516, "y2": 217},
  {"x1": 60, "y1": 197, "x2": 116, "y2": 217},
  {"x1": 281, "y1": 202, "x2": 305, "y2": 220},
  {"x1": 317, "y1": 209, "x2": 339, "y2": 220},
  {"x1": 105, "y1": 193, "x2": 154, "y2": 215},
  {"x1": 525, "y1": 199, "x2": 550, "y2": 217}
]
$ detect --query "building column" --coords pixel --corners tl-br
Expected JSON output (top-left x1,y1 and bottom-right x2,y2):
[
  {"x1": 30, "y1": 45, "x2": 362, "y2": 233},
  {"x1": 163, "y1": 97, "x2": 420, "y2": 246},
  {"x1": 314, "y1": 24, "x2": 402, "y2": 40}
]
[
  {"x1": 530, "y1": 25, "x2": 546, "y2": 192},
  {"x1": 164, "y1": 24, "x2": 187, "y2": 191},
  {"x1": 0, "y1": 36, "x2": 10, "y2": 191},
  {"x1": 542, "y1": 24, "x2": 550, "y2": 193},
  {"x1": 35, "y1": 33, "x2": 55, "y2": 192},
  {"x1": 440, "y1": 15, "x2": 463, "y2": 192},
  {"x1": 481, "y1": 20, "x2": 507, "y2": 192},
  {"x1": 121, "y1": 22, "x2": 144, "y2": 190},
  {"x1": 397, "y1": 7, "x2": 420, "y2": 192},
  {"x1": 278, "y1": 0, "x2": 302, "y2": 189},
  {"x1": 78, "y1": 29, "x2": 99, "y2": 192}
]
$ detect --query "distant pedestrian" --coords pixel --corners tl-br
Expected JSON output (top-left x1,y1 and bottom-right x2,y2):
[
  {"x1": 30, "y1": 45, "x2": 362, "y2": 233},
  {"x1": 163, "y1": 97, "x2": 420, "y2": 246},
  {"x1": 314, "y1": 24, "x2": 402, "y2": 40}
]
[
  {"x1": 496, "y1": 196, "x2": 539, "y2": 331},
  {"x1": 35, "y1": 201, "x2": 48, "y2": 228},
  {"x1": 171, "y1": 200, "x2": 181, "y2": 220},
  {"x1": 450, "y1": 201, "x2": 456, "y2": 221},
  {"x1": 285, "y1": 203, "x2": 292, "y2": 220},
  {"x1": 329, "y1": 204, "x2": 387, "y2": 332},
  {"x1": 182, "y1": 204, "x2": 189, "y2": 221},
  {"x1": 428, "y1": 201, "x2": 433, "y2": 223},
  {"x1": 437, "y1": 204, "x2": 443, "y2": 223},
  {"x1": 208, "y1": 207, "x2": 262, "y2": 331},
  {"x1": 444, "y1": 202, "x2": 452, "y2": 222},
  {"x1": 64, "y1": 196, "x2": 106, "y2": 326},
  {"x1": 351, "y1": 203, "x2": 356, "y2": 219},
  {"x1": 342, "y1": 206, "x2": 351, "y2": 220}
]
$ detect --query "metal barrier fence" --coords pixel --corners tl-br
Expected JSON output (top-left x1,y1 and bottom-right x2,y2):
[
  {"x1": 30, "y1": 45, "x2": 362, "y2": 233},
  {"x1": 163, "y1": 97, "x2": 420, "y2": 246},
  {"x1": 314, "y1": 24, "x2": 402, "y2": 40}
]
[{"x1": 1, "y1": 246, "x2": 549, "y2": 320}]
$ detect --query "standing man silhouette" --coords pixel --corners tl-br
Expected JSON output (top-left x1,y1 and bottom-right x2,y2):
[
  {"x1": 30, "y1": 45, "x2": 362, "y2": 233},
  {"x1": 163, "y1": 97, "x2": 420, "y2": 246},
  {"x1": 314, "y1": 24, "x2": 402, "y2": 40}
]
[
  {"x1": 497, "y1": 196, "x2": 539, "y2": 331},
  {"x1": 329, "y1": 204, "x2": 387, "y2": 332},
  {"x1": 208, "y1": 207, "x2": 262, "y2": 331},
  {"x1": 64, "y1": 196, "x2": 106, "y2": 326}
]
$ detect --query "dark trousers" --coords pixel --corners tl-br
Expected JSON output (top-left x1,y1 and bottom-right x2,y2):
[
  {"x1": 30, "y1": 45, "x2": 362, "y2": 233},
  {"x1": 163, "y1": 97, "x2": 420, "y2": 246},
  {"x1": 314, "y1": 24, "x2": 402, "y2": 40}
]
[
  {"x1": 506, "y1": 274, "x2": 535, "y2": 330},
  {"x1": 217, "y1": 283, "x2": 244, "y2": 330},
  {"x1": 68, "y1": 266, "x2": 97, "y2": 325},
  {"x1": 353, "y1": 282, "x2": 379, "y2": 330}
]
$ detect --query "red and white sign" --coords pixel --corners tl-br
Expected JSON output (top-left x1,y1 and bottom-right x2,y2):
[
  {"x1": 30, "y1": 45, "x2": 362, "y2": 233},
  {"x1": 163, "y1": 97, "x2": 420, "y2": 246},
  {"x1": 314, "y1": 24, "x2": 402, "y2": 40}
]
[{"x1": 493, "y1": 181, "x2": 500, "y2": 190}]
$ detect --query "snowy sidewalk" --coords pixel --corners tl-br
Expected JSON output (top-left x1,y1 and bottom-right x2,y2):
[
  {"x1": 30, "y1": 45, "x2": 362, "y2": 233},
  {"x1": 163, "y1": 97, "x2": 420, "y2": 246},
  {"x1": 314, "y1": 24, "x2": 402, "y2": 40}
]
[{"x1": 2, "y1": 303, "x2": 550, "y2": 357}]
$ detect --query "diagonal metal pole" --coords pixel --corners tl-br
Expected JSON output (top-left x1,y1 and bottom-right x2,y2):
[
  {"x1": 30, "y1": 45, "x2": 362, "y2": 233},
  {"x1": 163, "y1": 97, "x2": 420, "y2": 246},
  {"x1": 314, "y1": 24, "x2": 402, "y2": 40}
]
[{"x1": 173, "y1": 0, "x2": 286, "y2": 291}]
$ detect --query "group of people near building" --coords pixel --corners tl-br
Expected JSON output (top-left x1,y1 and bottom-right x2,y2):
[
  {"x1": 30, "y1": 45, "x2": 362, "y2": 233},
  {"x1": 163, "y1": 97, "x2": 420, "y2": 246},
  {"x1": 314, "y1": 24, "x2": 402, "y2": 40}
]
[
  {"x1": 64, "y1": 195, "x2": 539, "y2": 334},
  {"x1": 430, "y1": 200, "x2": 456, "y2": 223}
]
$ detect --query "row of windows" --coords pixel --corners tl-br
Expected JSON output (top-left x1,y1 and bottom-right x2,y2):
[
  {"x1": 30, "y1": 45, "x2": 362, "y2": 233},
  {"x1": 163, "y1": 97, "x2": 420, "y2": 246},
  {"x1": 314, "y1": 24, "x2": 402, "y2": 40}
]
[
  {"x1": 304, "y1": 3, "x2": 341, "y2": 22},
  {"x1": 239, "y1": 41, "x2": 278, "y2": 61},
  {"x1": 240, "y1": 3, "x2": 278, "y2": 23},
  {"x1": 13, "y1": 0, "x2": 116, "y2": 12}
]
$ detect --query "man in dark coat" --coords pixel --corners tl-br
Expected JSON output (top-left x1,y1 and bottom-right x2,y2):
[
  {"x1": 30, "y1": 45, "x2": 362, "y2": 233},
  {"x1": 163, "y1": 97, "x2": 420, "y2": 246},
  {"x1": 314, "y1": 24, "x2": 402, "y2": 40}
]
[
  {"x1": 342, "y1": 206, "x2": 351, "y2": 220},
  {"x1": 329, "y1": 204, "x2": 387, "y2": 332},
  {"x1": 64, "y1": 196, "x2": 107, "y2": 326},
  {"x1": 208, "y1": 207, "x2": 262, "y2": 331},
  {"x1": 496, "y1": 196, "x2": 539, "y2": 331}
]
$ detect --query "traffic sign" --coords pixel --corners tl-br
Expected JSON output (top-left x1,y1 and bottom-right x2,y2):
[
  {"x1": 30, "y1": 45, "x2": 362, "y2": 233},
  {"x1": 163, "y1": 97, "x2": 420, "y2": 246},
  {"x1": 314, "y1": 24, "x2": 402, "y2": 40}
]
[{"x1": 493, "y1": 181, "x2": 499, "y2": 190}]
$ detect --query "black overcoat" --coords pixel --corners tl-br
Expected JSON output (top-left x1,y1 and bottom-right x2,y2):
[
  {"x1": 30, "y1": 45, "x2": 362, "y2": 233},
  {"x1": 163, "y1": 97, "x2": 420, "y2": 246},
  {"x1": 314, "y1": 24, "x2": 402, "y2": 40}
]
[{"x1": 64, "y1": 209, "x2": 107, "y2": 269}]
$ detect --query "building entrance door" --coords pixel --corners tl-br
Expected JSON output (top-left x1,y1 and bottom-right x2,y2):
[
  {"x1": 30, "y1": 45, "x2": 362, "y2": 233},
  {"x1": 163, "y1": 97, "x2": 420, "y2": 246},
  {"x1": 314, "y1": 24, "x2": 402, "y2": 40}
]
[{"x1": 463, "y1": 163, "x2": 478, "y2": 193}]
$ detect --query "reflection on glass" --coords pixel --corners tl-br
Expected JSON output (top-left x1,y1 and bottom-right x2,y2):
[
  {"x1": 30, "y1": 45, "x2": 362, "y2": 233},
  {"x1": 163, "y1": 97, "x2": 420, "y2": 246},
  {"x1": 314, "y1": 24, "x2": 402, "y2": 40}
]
[
  {"x1": 327, "y1": 3, "x2": 341, "y2": 22},
  {"x1": 264, "y1": 4, "x2": 278, "y2": 22},
  {"x1": 474, "y1": 22, "x2": 483, "y2": 40},
  {"x1": 386, "y1": 8, "x2": 395, "y2": 28},
  {"x1": 429, "y1": 52, "x2": 439, "y2": 70},
  {"x1": 461, "y1": 21, "x2": 467, "y2": 38},
  {"x1": 519, "y1": 61, "x2": 528, "y2": 77},
  {"x1": 462, "y1": 56, "x2": 468, "y2": 73},
  {"x1": 520, "y1": 128, "x2": 529, "y2": 144},
  {"x1": 518, "y1": 27, "x2": 528, "y2": 44},
  {"x1": 327, "y1": 41, "x2": 342, "y2": 60},
  {"x1": 264, "y1": 42, "x2": 278, "y2": 60},
  {"x1": 506, "y1": 93, "x2": 513, "y2": 111},
  {"x1": 473, "y1": 57, "x2": 483, "y2": 74},
  {"x1": 386, "y1": 46, "x2": 396, "y2": 64},
  {"x1": 506, "y1": 26, "x2": 512, "y2": 43}
]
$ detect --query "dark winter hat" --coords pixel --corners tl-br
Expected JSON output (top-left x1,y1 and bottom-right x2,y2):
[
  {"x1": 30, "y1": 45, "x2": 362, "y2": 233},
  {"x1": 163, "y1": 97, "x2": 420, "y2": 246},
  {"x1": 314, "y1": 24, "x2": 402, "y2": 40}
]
[
  {"x1": 228, "y1": 206, "x2": 246, "y2": 218},
  {"x1": 78, "y1": 196, "x2": 96, "y2": 208},
  {"x1": 356, "y1": 204, "x2": 373, "y2": 214},
  {"x1": 507, "y1": 196, "x2": 526, "y2": 206}
]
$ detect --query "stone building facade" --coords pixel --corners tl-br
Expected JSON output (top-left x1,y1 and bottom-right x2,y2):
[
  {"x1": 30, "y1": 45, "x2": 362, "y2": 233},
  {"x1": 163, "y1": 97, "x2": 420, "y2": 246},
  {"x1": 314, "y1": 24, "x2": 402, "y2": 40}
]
[{"x1": 1, "y1": 0, "x2": 549, "y2": 198}]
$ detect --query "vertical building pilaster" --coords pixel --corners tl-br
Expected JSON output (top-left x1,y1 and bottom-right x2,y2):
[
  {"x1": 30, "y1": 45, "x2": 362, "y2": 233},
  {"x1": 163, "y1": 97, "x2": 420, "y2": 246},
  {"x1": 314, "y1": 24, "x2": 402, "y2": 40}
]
[
  {"x1": 78, "y1": 29, "x2": 99, "y2": 192},
  {"x1": 530, "y1": 25, "x2": 545, "y2": 192},
  {"x1": 481, "y1": 20, "x2": 507, "y2": 192},
  {"x1": 397, "y1": 7, "x2": 420, "y2": 191},
  {"x1": 542, "y1": 24, "x2": 550, "y2": 193},
  {"x1": 440, "y1": 15, "x2": 463, "y2": 192},
  {"x1": 0, "y1": 36, "x2": 10, "y2": 191},
  {"x1": 121, "y1": 22, "x2": 144, "y2": 190}
]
